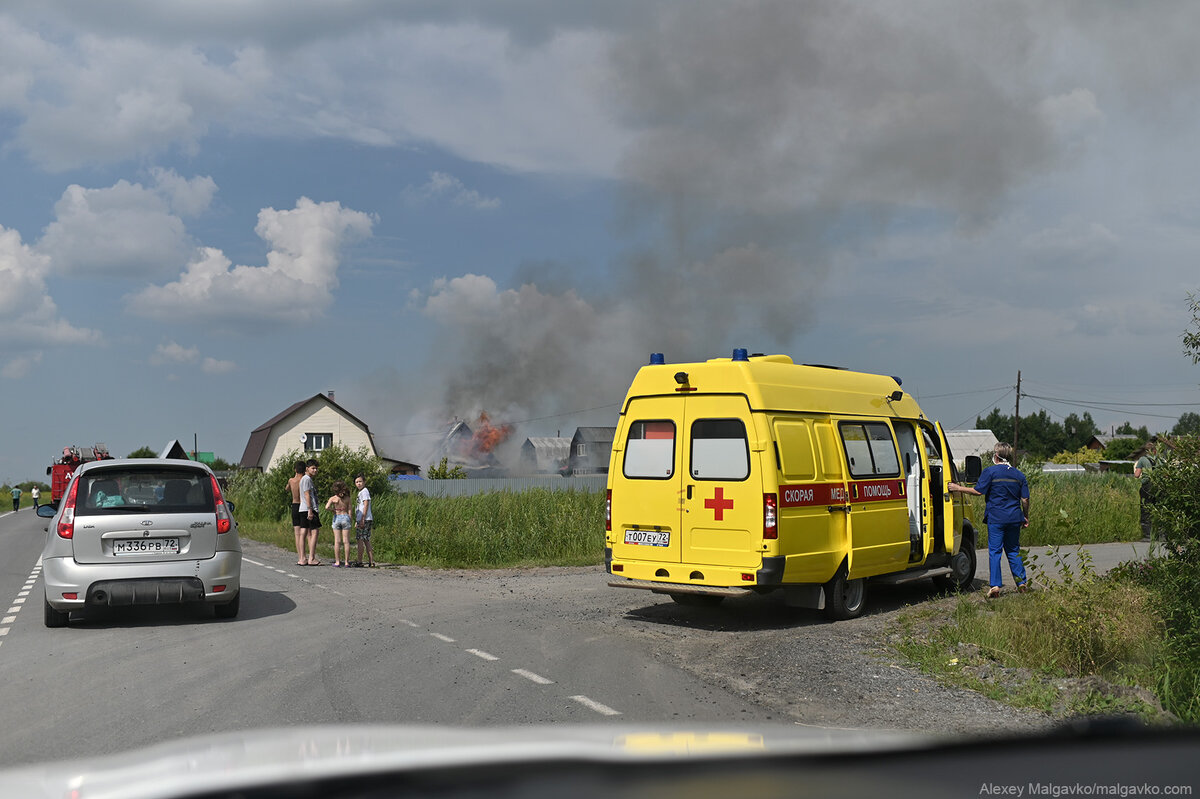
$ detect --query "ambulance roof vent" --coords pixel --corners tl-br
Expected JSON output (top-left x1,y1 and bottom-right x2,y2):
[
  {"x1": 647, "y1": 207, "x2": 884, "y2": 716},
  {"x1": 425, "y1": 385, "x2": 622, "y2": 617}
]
[
  {"x1": 731, "y1": 348, "x2": 749, "y2": 361},
  {"x1": 649, "y1": 353, "x2": 665, "y2": 365}
]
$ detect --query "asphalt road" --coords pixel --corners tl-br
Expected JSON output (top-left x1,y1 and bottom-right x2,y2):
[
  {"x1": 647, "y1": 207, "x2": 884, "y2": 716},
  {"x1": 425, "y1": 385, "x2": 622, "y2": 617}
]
[
  {"x1": 0, "y1": 509, "x2": 765, "y2": 769},
  {"x1": 0, "y1": 507, "x2": 1159, "y2": 770}
]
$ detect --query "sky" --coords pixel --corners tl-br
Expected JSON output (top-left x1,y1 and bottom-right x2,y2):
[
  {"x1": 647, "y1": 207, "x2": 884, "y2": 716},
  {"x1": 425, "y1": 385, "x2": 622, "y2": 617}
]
[{"x1": 3, "y1": 0, "x2": 1200, "y2": 483}]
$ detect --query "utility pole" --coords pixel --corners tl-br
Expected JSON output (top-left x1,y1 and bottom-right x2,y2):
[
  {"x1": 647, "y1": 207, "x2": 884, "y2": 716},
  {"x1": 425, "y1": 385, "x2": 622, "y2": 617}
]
[{"x1": 1013, "y1": 371, "x2": 1021, "y2": 454}]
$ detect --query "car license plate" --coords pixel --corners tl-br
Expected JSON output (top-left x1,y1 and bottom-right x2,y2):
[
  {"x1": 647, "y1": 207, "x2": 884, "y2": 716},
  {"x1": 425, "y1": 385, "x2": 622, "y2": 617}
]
[
  {"x1": 624, "y1": 529, "x2": 669, "y2": 547},
  {"x1": 113, "y1": 537, "x2": 180, "y2": 555}
]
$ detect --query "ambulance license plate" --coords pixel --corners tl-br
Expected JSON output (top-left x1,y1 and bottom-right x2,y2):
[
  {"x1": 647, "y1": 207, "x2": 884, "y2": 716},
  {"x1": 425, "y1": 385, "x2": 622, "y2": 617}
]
[{"x1": 624, "y1": 529, "x2": 669, "y2": 547}]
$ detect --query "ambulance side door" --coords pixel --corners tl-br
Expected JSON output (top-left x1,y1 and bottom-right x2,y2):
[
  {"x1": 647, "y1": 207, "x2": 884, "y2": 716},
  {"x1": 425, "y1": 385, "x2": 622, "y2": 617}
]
[
  {"x1": 838, "y1": 419, "x2": 910, "y2": 576},
  {"x1": 931, "y1": 421, "x2": 963, "y2": 554},
  {"x1": 609, "y1": 398, "x2": 684, "y2": 564}
]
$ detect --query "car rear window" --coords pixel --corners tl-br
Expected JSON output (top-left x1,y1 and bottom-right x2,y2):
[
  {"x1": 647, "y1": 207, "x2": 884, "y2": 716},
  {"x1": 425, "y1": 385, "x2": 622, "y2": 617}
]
[{"x1": 77, "y1": 469, "x2": 214, "y2": 513}]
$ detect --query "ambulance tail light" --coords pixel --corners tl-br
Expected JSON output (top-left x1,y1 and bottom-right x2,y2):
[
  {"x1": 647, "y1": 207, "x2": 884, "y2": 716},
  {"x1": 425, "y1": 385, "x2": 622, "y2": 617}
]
[
  {"x1": 605, "y1": 489, "x2": 612, "y2": 532},
  {"x1": 763, "y1": 493, "x2": 778, "y2": 540}
]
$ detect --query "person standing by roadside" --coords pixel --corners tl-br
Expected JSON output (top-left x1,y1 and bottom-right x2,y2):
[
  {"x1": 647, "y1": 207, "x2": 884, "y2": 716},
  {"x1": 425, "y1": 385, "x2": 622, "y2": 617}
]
[
  {"x1": 10, "y1": 485, "x2": 21, "y2": 512},
  {"x1": 298, "y1": 459, "x2": 321, "y2": 565},
  {"x1": 354, "y1": 473, "x2": 375, "y2": 568},
  {"x1": 325, "y1": 480, "x2": 353, "y2": 567},
  {"x1": 1134, "y1": 438, "x2": 1158, "y2": 542},
  {"x1": 948, "y1": 442, "x2": 1030, "y2": 598},
  {"x1": 287, "y1": 461, "x2": 306, "y2": 566},
  {"x1": 31, "y1": 485, "x2": 40, "y2": 511}
]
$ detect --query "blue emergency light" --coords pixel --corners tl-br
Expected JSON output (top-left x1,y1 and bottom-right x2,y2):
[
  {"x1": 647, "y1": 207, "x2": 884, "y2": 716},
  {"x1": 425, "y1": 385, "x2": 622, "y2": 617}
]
[
  {"x1": 732, "y1": 348, "x2": 749, "y2": 361},
  {"x1": 649, "y1": 353, "x2": 665, "y2": 365}
]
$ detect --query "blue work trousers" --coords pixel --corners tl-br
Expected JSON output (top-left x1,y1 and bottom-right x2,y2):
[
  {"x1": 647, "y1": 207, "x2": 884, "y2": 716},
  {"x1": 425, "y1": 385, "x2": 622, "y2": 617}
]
[{"x1": 988, "y1": 522, "x2": 1027, "y2": 588}]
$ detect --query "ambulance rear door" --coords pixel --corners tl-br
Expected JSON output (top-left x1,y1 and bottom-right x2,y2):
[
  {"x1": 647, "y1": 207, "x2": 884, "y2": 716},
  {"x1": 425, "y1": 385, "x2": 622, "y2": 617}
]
[
  {"x1": 680, "y1": 395, "x2": 762, "y2": 569},
  {"x1": 610, "y1": 397, "x2": 685, "y2": 564}
]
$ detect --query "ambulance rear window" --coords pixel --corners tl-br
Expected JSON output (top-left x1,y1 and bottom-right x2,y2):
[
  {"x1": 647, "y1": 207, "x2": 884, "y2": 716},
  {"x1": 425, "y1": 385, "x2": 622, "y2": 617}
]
[
  {"x1": 623, "y1": 421, "x2": 676, "y2": 479},
  {"x1": 690, "y1": 419, "x2": 750, "y2": 481}
]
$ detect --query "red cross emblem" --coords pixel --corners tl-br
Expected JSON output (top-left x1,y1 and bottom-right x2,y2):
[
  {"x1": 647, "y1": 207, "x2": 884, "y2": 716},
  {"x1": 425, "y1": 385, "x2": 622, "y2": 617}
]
[{"x1": 704, "y1": 487, "x2": 734, "y2": 521}]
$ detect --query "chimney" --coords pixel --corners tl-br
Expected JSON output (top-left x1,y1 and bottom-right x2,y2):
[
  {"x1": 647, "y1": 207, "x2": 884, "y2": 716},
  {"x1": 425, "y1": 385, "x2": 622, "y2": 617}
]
[{"x1": 327, "y1": 390, "x2": 335, "y2": 402}]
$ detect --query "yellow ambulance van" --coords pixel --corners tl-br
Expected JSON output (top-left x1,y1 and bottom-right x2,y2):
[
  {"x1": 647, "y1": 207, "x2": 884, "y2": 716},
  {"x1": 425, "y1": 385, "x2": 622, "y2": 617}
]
[{"x1": 605, "y1": 349, "x2": 977, "y2": 620}]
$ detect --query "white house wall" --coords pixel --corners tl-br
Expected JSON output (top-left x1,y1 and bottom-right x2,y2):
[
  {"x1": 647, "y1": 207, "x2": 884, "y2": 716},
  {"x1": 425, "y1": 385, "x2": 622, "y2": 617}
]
[{"x1": 260, "y1": 400, "x2": 375, "y2": 471}]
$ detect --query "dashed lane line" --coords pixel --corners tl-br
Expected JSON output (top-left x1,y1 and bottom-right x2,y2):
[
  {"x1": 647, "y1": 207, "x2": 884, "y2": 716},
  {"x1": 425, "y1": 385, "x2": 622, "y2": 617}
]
[
  {"x1": 570, "y1": 696, "x2": 621, "y2": 716},
  {"x1": 245, "y1": 556, "x2": 622, "y2": 717},
  {"x1": 513, "y1": 669, "x2": 554, "y2": 685},
  {"x1": 0, "y1": 562, "x2": 42, "y2": 649}
]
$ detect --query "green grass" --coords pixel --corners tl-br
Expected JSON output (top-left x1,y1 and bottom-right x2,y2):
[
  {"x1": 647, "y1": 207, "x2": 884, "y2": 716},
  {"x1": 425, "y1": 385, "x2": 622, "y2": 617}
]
[
  {"x1": 238, "y1": 488, "x2": 606, "y2": 569},
  {"x1": 963, "y1": 471, "x2": 1141, "y2": 546}
]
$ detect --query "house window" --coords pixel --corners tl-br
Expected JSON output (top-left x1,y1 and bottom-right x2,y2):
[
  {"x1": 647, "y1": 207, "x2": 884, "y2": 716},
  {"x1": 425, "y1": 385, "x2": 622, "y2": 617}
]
[
  {"x1": 576, "y1": 442, "x2": 587, "y2": 456},
  {"x1": 305, "y1": 433, "x2": 333, "y2": 452}
]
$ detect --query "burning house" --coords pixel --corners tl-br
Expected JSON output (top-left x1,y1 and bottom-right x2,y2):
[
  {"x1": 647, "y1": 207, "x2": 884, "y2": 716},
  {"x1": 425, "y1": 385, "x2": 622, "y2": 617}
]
[{"x1": 432, "y1": 412, "x2": 516, "y2": 475}]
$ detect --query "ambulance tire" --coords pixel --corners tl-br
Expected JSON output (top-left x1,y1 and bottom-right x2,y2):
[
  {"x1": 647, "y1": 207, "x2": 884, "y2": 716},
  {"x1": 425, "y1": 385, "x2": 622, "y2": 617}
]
[
  {"x1": 934, "y1": 526, "x2": 978, "y2": 593},
  {"x1": 822, "y1": 568, "x2": 867, "y2": 621},
  {"x1": 670, "y1": 593, "x2": 725, "y2": 607}
]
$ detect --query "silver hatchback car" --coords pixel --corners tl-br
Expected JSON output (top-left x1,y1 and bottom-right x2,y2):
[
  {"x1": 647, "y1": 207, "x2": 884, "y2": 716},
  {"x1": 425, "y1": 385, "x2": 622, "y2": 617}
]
[{"x1": 37, "y1": 458, "x2": 242, "y2": 627}]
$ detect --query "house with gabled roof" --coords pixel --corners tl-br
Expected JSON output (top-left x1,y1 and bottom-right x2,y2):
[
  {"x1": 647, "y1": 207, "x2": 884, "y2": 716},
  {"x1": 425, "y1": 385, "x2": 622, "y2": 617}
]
[
  {"x1": 568, "y1": 427, "x2": 616, "y2": 475},
  {"x1": 239, "y1": 392, "x2": 418, "y2": 475}
]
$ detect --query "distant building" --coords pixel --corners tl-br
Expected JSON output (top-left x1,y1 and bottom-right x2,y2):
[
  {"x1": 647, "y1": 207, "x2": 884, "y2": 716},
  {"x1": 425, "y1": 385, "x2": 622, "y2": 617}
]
[
  {"x1": 568, "y1": 427, "x2": 616, "y2": 475},
  {"x1": 519, "y1": 437, "x2": 570, "y2": 474},
  {"x1": 1087, "y1": 434, "x2": 1138, "y2": 451},
  {"x1": 944, "y1": 429, "x2": 999, "y2": 469},
  {"x1": 239, "y1": 393, "x2": 419, "y2": 475}
]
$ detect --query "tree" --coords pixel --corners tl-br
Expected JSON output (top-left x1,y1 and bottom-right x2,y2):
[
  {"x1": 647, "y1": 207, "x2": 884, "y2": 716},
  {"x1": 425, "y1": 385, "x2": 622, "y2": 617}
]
[
  {"x1": 1104, "y1": 437, "x2": 1144, "y2": 461},
  {"x1": 1115, "y1": 421, "x2": 1151, "y2": 439},
  {"x1": 1172, "y1": 412, "x2": 1200, "y2": 437},
  {"x1": 427, "y1": 457, "x2": 467, "y2": 479},
  {"x1": 127, "y1": 445, "x2": 156, "y2": 458},
  {"x1": 1062, "y1": 412, "x2": 1099, "y2": 451},
  {"x1": 1185, "y1": 291, "x2": 1200, "y2": 363}
]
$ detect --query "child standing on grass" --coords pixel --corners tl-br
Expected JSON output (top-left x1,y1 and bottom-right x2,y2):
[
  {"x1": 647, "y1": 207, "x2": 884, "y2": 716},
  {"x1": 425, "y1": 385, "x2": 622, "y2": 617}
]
[
  {"x1": 354, "y1": 473, "x2": 375, "y2": 568},
  {"x1": 325, "y1": 480, "x2": 353, "y2": 567}
]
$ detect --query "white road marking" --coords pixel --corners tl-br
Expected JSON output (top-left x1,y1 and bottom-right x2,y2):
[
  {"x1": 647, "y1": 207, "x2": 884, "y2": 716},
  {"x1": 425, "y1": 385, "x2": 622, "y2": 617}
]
[
  {"x1": 0, "y1": 628, "x2": 9, "y2": 637},
  {"x1": 7, "y1": 607, "x2": 19, "y2": 614},
  {"x1": 12, "y1": 598, "x2": 24, "y2": 604},
  {"x1": 399, "y1": 619, "x2": 419, "y2": 627},
  {"x1": 512, "y1": 669, "x2": 554, "y2": 685},
  {"x1": 570, "y1": 695, "x2": 621, "y2": 716},
  {"x1": 430, "y1": 633, "x2": 456, "y2": 643},
  {"x1": 17, "y1": 591, "x2": 28, "y2": 598},
  {"x1": 1, "y1": 616, "x2": 15, "y2": 625},
  {"x1": 243, "y1": 557, "x2": 264, "y2": 566},
  {"x1": 466, "y1": 649, "x2": 498, "y2": 661}
]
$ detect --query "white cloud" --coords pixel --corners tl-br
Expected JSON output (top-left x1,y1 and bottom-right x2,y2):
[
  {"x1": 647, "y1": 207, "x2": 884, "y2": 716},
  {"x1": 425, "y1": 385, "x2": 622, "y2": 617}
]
[
  {"x1": 36, "y1": 177, "x2": 207, "y2": 278},
  {"x1": 1, "y1": 351, "x2": 42, "y2": 379},
  {"x1": 405, "y1": 172, "x2": 501, "y2": 210},
  {"x1": 0, "y1": 224, "x2": 99, "y2": 375},
  {"x1": 149, "y1": 167, "x2": 218, "y2": 217},
  {"x1": 0, "y1": 12, "x2": 627, "y2": 176},
  {"x1": 150, "y1": 341, "x2": 200, "y2": 365},
  {"x1": 201, "y1": 357, "x2": 236, "y2": 374},
  {"x1": 127, "y1": 197, "x2": 374, "y2": 323}
]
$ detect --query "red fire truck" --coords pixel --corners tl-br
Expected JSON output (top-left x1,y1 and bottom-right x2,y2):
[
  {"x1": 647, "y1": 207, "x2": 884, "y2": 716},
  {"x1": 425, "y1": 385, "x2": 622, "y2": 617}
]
[{"x1": 46, "y1": 444, "x2": 113, "y2": 504}]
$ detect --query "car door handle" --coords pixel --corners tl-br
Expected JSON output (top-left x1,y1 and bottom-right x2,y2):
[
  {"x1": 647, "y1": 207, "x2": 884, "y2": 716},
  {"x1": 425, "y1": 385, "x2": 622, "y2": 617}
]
[{"x1": 687, "y1": 485, "x2": 694, "y2": 500}]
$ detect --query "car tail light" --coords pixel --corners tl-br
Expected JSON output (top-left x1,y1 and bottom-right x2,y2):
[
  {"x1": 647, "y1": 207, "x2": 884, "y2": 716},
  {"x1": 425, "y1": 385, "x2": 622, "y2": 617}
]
[
  {"x1": 211, "y1": 475, "x2": 232, "y2": 534},
  {"x1": 605, "y1": 489, "x2": 612, "y2": 532},
  {"x1": 57, "y1": 479, "x2": 79, "y2": 539},
  {"x1": 763, "y1": 493, "x2": 778, "y2": 540}
]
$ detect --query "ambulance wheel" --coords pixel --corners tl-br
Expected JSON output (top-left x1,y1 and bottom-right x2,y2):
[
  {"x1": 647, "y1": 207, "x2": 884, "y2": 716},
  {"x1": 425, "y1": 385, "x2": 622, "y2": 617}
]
[
  {"x1": 670, "y1": 593, "x2": 725, "y2": 607},
  {"x1": 934, "y1": 527, "x2": 977, "y2": 592},
  {"x1": 822, "y1": 570, "x2": 866, "y2": 621}
]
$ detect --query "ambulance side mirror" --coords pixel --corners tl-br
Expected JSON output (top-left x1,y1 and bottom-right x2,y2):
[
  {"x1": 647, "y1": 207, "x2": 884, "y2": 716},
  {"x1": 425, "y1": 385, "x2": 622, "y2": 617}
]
[{"x1": 964, "y1": 456, "x2": 982, "y2": 482}]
